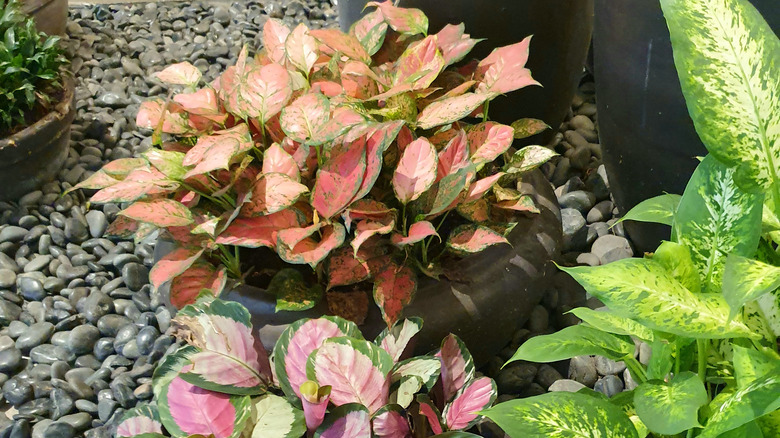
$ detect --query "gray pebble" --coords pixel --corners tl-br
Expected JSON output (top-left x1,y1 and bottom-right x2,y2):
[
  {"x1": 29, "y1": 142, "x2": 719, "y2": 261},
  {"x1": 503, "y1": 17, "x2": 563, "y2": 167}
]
[{"x1": 594, "y1": 375, "x2": 624, "y2": 397}]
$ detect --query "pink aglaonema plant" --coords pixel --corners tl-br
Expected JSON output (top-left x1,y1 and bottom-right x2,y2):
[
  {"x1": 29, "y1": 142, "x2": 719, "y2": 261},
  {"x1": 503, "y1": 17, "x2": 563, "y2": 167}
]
[
  {"x1": 130, "y1": 296, "x2": 494, "y2": 438},
  {"x1": 69, "y1": 1, "x2": 555, "y2": 326}
]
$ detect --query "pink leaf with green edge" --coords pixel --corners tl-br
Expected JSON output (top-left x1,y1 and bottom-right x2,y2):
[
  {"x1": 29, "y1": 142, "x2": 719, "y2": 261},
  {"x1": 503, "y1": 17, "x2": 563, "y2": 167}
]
[
  {"x1": 390, "y1": 221, "x2": 438, "y2": 247},
  {"x1": 182, "y1": 125, "x2": 253, "y2": 178},
  {"x1": 376, "y1": 318, "x2": 423, "y2": 362},
  {"x1": 373, "y1": 263, "x2": 417, "y2": 328},
  {"x1": 309, "y1": 28, "x2": 370, "y2": 63},
  {"x1": 341, "y1": 66, "x2": 381, "y2": 100},
  {"x1": 372, "y1": 405, "x2": 412, "y2": 438},
  {"x1": 170, "y1": 263, "x2": 227, "y2": 308},
  {"x1": 315, "y1": 404, "x2": 371, "y2": 438},
  {"x1": 310, "y1": 107, "x2": 366, "y2": 146},
  {"x1": 327, "y1": 246, "x2": 371, "y2": 290},
  {"x1": 173, "y1": 88, "x2": 221, "y2": 117},
  {"x1": 119, "y1": 199, "x2": 193, "y2": 227},
  {"x1": 312, "y1": 80, "x2": 343, "y2": 97},
  {"x1": 350, "y1": 9, "x2": 388, "y2": 56},
  {"x1": 217, "y1": 210, "x2": 302, "y2": 248},
  {"x1": 243, "y1": 63, "x2": 293, "y2": 123},
  {"x1": 343, "y1": 199, "x2": 394, "y2": 231},
  {"x1": 285, "y1": 23, "x2": 318, "y2": 74},
  {"x1": 181, "y1": 350, "x2": 265, "y2": 395},
  {"x1": 136, "y1": 100, "x2": 190, "y2": 134},
  {"x1": 437, "y1": 129, "x2": 470, "y2": 181},
  {"x1": 263, "y1": 19, "x2": 291, "y2": 64},
  {"x1": 311, "y1": 137, "x2": 367, "y2": 219},
  {"x1": 393, "y1": 36, "x2": 444, "y2": 90},
  {"x1": 277, "y1": 222, "x2": 323, "y2": 252},
  {"x1": 436, "y1": 23, "x2": 480, "y2": 66},
  {"x1": 142, "y1": 149, "x2": 187, "y2": 180},
  {"x1": 263, "y1": 143, "x2": 300, "y2": 181},
  {"x1": 154, "y1": 61, "x2": 202, "y2": 86},
  {"x1": 280, "y1": 92, "x2": 330, "y2": 144},
  {"x1": 367, "y1": 1, "x2": 428, "y2": 35},
  {"x1": 494, "y1": 195, "x2": 539, "y2": 213},
  {"x1": 417, "y1": 92, "x2": 490, "y2": 130},
  {"x1": 277, "y1": 223, "x2": 346, "y2": 267},
  {"x1": 166, "y1": 375, "x2": 244, "y2": 438},
  {"x1": 67, "y1": 171, "x2": 120, "y2": 192},
  {"x1": 417, "y1": 396, "x2": 444, "y2": 435},
  {"x1": 467, "y1": 122, "x2": 514, "y2": 165},
  {"x1": 443, "y1": 377, "x2": 497, "y2": 430},
  {"x1": 464, "y1": 172, "x2": 505, "y2": 203},
  {"x1": 392, "y1": 137, "x2": 438, "y2": 204},
  {"x1": 149, "y1": 247, "x2": 205, "y2": 291},
  {"x1": 300, "y1": 381, "x2": 331, "y2": 433},
  {"x1": 510, "y1": 118, "x2": 550, "y2": 139},
  {"x1": 447, "y1": 224, "x2": 510, "y2": 255},
  {"x1": 415, "y1": 164, "x2": 474, "y2": 218},
  {"x1": 437, "y1": 334, "x2": 476, "y2": 402},
  {"x1": 307, "y1": 337, "x2": 393, "y2": 413},
  {"x1": 475, "y1": 36, "x2": 540, "y2": 95},
  {"x1": 273, "y1": 316, "x2": 361, "y2": 399},
  {"x1": 354, "y1": 121, "x2": 405, "y2": 202},
  {"x1": 102, "y1": 216, "x2": 139, "y2": 240},
  {"x1": 396, "y1": 125, "x2": 414, "y2": 152},
  {"x1": 90, "y1": 171, "x2": 176, "y2": 203},
  {"x1": 242, "y1": 173, "x2": 309, "y2": 216},
  {"x1": 101, "y1": 158, "x2": 149, "y2": 177},
  {"x1": 116, "y1": 404, "x2": 163, "y2": 437},
  {"x1": 351, "y1": 215, "x2": 395, "y2": 256}
]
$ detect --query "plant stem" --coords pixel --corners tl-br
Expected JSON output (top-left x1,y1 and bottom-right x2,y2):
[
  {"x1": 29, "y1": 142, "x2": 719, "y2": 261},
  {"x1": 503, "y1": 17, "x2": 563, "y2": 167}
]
[
  {"x1": 401, "y1": 203, "x2": 408, "y2": 234},
  {"x1": 181, "y1": 182, "x2": 232, "y2": 210},
  {"x1": 482, "y1": 100, "x2": 490, "y2": 122},
  {"x1": 624, "y1": 356, "x2": 647, "y2": 384},
  {"x1": 697, "y1": 339, "x2": 707, "y2": 384},
  {"x1": 421, "y1": 239, "x2": 428, "y2": 265}
]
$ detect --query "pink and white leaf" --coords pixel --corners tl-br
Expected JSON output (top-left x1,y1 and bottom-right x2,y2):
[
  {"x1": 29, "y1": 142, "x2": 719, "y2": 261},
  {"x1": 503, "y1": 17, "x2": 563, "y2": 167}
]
[
  {"x1": 390, "y1": 221, "x2": 438, "y2": 247},
  {"x1": 436, "y1": 129, "x2": 470, "y2": 181},
  {"x1": 263, "y1": 19, "x2": 292, "y2": 64},
  {"x1": 182, "y1": 350, "x2": 265, "y2": 395},
  {"x1": 475, "y1": 36, "x2": 540, "y2": 95},
  {"x1": 119, "y1": 199, "x2": 193, "y2": 227},
  {"x1": 154, "y1": 61, "x2": 202, "y2": 87},
  {"x1": 367, "y1": 1, "x2": 428, "y2": 35},
  {"x1": 464, "y1": 172, "x2": 505, "y2": 203},
  {"x1": 372, "y1": 407, "x2": 411, "y2": 438},
  {"x1": 378, "y1": 318, "x2": 423, "y2": 362},
  {"x1": 285, "y1": 23, "x2": 319, "y2": 74},
  {"x1": 243, "y1": 63, "x2": 293, "y2": 123},
  {"x1": 392, "y1": 137, "x2": 438, "y2": 204},
  {"x1": 165, "y1": 376, "x2": 241, "y2": 438},
  {"x1": 279, "y1": 92, "x2": 331, "y2": 144},
  {"x1": 436, "y1": 23, "x2": 480, "y2": 66},
  {"x1": 446, "y1": 224, "x2": 510, "y2": 255},
  {"x1": 173, "y1": 88, "x2": 224, "y2": 121},
  {"x1": 437, "y1": 334, "x2": 475, "y2": 401},
  {"x1": 467, "y1": 122, "x2": 515, "y2": 165},
  {"x1": 183, "y1": 124, "x2": 254, "y2": 178},
  {"x1": 315, "y1": 405, "x2": 371, "y2": 438},
  {"x1": 136, "y1": 100, "x2": 191, "y2": 134},
  {"x1": 116, "y1": 405, "x2": 163, "y2": 437},
  {"x1": 354, "y1": 121, "x2": 404, "y2": 202},
  {"x1": 443, "y1": 377, "x2": 497, "y2": 430}
]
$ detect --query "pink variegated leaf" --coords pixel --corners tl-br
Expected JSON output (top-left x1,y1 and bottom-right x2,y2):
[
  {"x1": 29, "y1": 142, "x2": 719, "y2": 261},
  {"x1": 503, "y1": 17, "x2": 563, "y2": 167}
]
[
  {"x1": 116, "y1": 404, "x2": 163, "y2": 438},
  {"x1": 417, "y1": 396, "x2": 444, "y2": 435},
  {"x1": 277, "y1": 222, "x2": 323, "y2": 250},
  {"x1": 312, "y1": 80, "x2": 343, "y2": 97},
  {"x1": 442, "y1": 377, "x2": 497, "y2": 430},
  {"x1": 372, "y1": 405, "x2": 412, "y2": 438},
  {"x1": 315, "y1": 404, "x2": 371, "y2": 438},
  {"x1": 308, "y1": 337, "x2": 393, "y2": 413},
  {"x1": 243, "y1": 63, "x2": 293, "y2": 123},
  {"x1": 446, "y1": 224, "x2": 510, "y2": 256},
  {"x1": 437, "y1": 334, "x2": 476, "y2": 402},
  {"x1": 242, "y1": 173, "x2": 309, "y2": 216},
  {"x1": 149, "y1": 247, "x2": 205, "y2": 290},
  {"x1": 437, "y1": 129, "x2": 470, "y2": 180},
  {"x1": 119, "y1": 198, "x2": 193, "y2": 228},
  {"x1": 457, "y1": 198, "x2": 490, "y2": 222},
  {"x1": 263, "y1": 143, "x2": 300, "y2": 181},
  {"x1": 354, "y1": 121, "x2": 404, "y2": 201},
  {"x1": 285, "y1": 23, "x2": 319, "y2": 75},
  {"x1": 277, "y1": 223, "x2": 346, "y2": 267},
  {"x1": 373, "y1": 263, "x2": 417, "y2": 328},
  {"x1": 102, "y1": 158, "x2": 148, "y2": 177},
  {"x1": 155, "y1": 61, "x2": 202, "y2": 87},
  {"x1": 310, "y1": 28, "x2": 371, "y2": 63},
  {"x1": 376, "y1": 318, "x2": 423, "y2": 363},
  {"x1": 142, "y1": 149, "x2": 187, "y2": 181},
  {"x1": 396, "y1": 125, "x2": 414, "y2": 152},
  {"x1": 393, "y1": 35, "x2": 444, "y2": 91},
  {"x1": 251, "y1": 393, "x2": 307, "y2": 438},
  {"x1": 390, "y1": 221, "x2": 438, "y2": 247},
  {"x1": 416, "y1": 92, "x2": 490, "y2": 130},
  {"x1": 310, "y1": 107, "x2": 366, "y2": 146},
  {"x1": 467, "y1": 122, "x2": 514, "y2": 165},
  {"x1": 350, "y1": 10, "x2": 388, "y2": 56},
  {"x1": 392, "y1": 137, "x2": 438, "y2": 204},
  {"x1": 273, "y1": 316, "x2": 361, "y2": 399},
  {"x1": 102, "y1": 216, "x2": 140, "y2": 240},
  {"x1": 136, "y1": 99, "x2": 191, "y2": 134},
  {"x1": 263, "y1": 19, "x2": 292, "y2": 64},
  {"x1": 91, "y1": 166, "x2": 178, "y2": 203},
  {"x1": 183, "y1": 124, "x2": 254, "y2": 178},
  {"x1": 169, "y1": 263, "x2": 227, "y2": 308},
  {"x1": 311, "y1": 137, "x2": 367, "y2": 218},
  {"x1": 300, "y1": 381, "x2": 331, "y2": 433},
  {"x1": 464, "y1": 172, "x2": 505, "y2": 203},
  {"x1": 351, "y1": 215, "x2": 395, "y2": 256},
  {"x1": 327, "y1": 246, "x2": 371, "y2": 290},
  {"x1": 475, "y1": 36, "x2": 540, "y2": 95},
  {"x1": 182, "y1": 350, "x2": 265, "y2": 395},
  {"x1": 510, "y1": 118, "x2": 551, "y2": 139},
  {"x1": 415, "y1": 164, "x2": 474, "y2": 219},
  {"x1": 367, "y1": 1, "x2": 428, "y2": 35},
  {"x1": 173, "y1": 88, "x2": 227, "y2": 123},
  {"x1": 495, "y1": 195, "x2": 539, "y2": 213},
  {"x1": 280, "y1": 92, "x2": 331, "y2": 144},
  {"x1": 436, "y1": 23, "x2": 481, "y2": 66},
  {"x1": 162, "y1": 374, "x2": 249, "y2": 438},
  {"x1": 67, "y1": 170, "x2": 120, "y2": 193},
  {"x1": 341, "y1": 68, "x2": 380, "y2": 100}
]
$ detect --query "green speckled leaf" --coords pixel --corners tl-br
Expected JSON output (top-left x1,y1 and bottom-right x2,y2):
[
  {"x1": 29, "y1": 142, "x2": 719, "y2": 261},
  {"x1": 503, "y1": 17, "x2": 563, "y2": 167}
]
[
  {"x1": 507, "y1": 324, "x2": 635, "y2": 364},
  {"x1": 723, "y1": 255, "x2": 780, "y2": 319},
  {"x1": 699, "y1": 372, "x2": 780, "y2": 438},
  {"x1": 267, "y1": 268, "x2": 323, "y2": 312},
  {"x1": 756, "y1": 289, "x2": 780, "y2": 337},
  {"x1": 568, "y1": 307, "x2": 654, "y2": 343},
  {"x1": 653, "y1": 241, "x2": 701, "y2": 294},
  {"x1": 660, "y1": 0, "x2": 780, "y2": 195},
  {"x1": 618, "y1": 194, "x2": 681, "y2": 227},
  {"x1": 561, "y1": 259, "x2": 757, "y2": 339},
  {"x1": 758, "y1": 411, "x2": 780, "y2": 437},
  {"x1": 673, "y1": 156, "x2": 763, "y2": 292},
  {"x1": 731, "y1": 345, "x2": 780, "y2": 390},
  {"x1": 634, "y1": 372, "x2": 707, "y2": 435},
  {"x1": 481, "y1": 391, "x2": 638, "y2": 438}
]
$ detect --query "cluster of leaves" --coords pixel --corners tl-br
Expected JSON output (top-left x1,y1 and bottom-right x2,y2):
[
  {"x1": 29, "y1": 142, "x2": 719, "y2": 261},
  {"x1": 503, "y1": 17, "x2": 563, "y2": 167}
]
[
  {"x1": 114, "y1": 295, "x2": 496, "y2": 438},
  {"x1": 0, "y1": 0, "x2": 67, "y2": 135},
  {"x1": 482, "y1": 0, "x2": 780, "y2": 436},
  {"x1": 71, "y1": 1, "x2": 555, "y2": 326}
]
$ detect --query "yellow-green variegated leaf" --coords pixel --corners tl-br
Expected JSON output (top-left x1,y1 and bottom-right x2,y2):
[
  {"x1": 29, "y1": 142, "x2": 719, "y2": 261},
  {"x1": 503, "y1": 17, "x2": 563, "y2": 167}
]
[
  {"x1": 722, "y1": 255, "x2": 780, "y2": 319},
  {"x1": 561, "y1": 259, "x2": 757, "y2": 339},
  {"x1": 660, "y1": 0, "x2": 780, "y2": 196},
  {"x1": 568, "y1": 307, "x2": 654, "y2": 343},
  {"x1": 699, "y1": 372, "x2": 780, "y2": 438},
  {"x1": 507, "y1": 324, "x2": 635, "y2": 364},
  {"x1": 672, "y1": 156, "x2": 763, "y2": 292},
  {"x1": 731, "y1": 344, "x2": 780, "y2": 390},
  {"x1": 652, "y1": 241, "x2": 701, "y2": 294},
  {"x1": 758, "y1": 411, "x2": 780, "y2": 437},
  {"x1": 756, "y1": 288, "x2": 780, "y2": 337},
  {"x1": 617, "y1": 194, "x2": 682, "y2": 227},
  {"x1": 250, "y1": 394, "x2": 307, "y2": 438},
  {"x1": 481, "y1": 392, "x2": 639, "y2": 438},
  {"x1": 634, "y1": 372, "x2": 708, "y2": 435}
]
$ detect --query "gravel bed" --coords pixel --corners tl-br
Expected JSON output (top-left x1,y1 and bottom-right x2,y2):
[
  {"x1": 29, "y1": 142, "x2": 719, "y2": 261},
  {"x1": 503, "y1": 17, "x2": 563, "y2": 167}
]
[{"x1": 0, "y1": 2, "x2": 636, "y2": 437}]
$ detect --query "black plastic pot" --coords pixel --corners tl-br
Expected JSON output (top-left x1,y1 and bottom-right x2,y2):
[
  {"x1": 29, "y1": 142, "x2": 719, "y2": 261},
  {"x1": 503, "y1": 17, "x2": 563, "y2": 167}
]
[
  {"x1": 338, "y1": 0, "x2": 594, "y2": 146},
  {"x1": 593, "y1": 0, "x2": 780, "y2": 253},
  {"x1": 156, "y1": 170, "x2": 561, "y2": 365},
  {"x1": 0, "y1": 76, "x2": 75, "y2": 201},
  {"x1": 22, "y1": 0, "x2": 68, "y2": 36}
]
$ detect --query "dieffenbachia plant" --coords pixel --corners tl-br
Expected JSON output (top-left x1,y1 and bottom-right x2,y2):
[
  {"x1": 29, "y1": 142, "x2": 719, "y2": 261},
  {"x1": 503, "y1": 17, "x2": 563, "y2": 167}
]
[
  {"x1": 67, "y1": 1, "x2": 555, "y2": 326},
  {"x1": 482, "y1": 0, "x2": 780, "y2": 436},
  {"x1": 115, "y1": 296, "x2": 494, "y2": 438}
]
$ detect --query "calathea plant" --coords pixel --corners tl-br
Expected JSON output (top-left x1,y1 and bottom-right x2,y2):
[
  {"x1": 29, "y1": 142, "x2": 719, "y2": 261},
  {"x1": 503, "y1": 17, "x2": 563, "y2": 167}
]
[
  {"x1": 482, "y1": 0, "x2": 780, "y2": 436},
  {"x1": 68, "y1": 1, "x2": 555, "y2": 327},
  {"x1": 112, "y1": 296, "x2": 496, "y2": 438}
]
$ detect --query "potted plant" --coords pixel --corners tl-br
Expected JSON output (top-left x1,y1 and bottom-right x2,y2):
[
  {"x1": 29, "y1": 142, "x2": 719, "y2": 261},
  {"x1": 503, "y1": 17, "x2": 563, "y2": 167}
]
[
  {"x1": 16, "y1": 0, "x2": 67, "y2": 36},
  {"x1": 592, "y1": 0, "x2": 780, "y2": 252},
  {"x1": 483, "y1": 0, "x2": 780, "y2": 435},
  {"x1": 72, "y1": 1, "x2": 562, "y2": 364},
  {"x1": 0, "y1": 0, "x2": 72, "y2": 201},
  {"x1": 338, "y1": 0, "x2": 594, "y2": 147}
]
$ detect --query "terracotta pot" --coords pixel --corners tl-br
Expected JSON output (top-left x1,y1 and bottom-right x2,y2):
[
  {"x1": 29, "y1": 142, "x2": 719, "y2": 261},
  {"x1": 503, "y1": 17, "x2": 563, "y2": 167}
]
[
  {"x1": 337, "y1": 0, "x2": 594, "y2": 146},
  {"x1": 156, "y1": 170, "x2": 562, "y2": 365},
  {"x1": 0, "y1": 76, "x2": 75, "y2": 201},
  {"x1": 20, "y1": 0, "x2": 67, "y2": 36}
]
